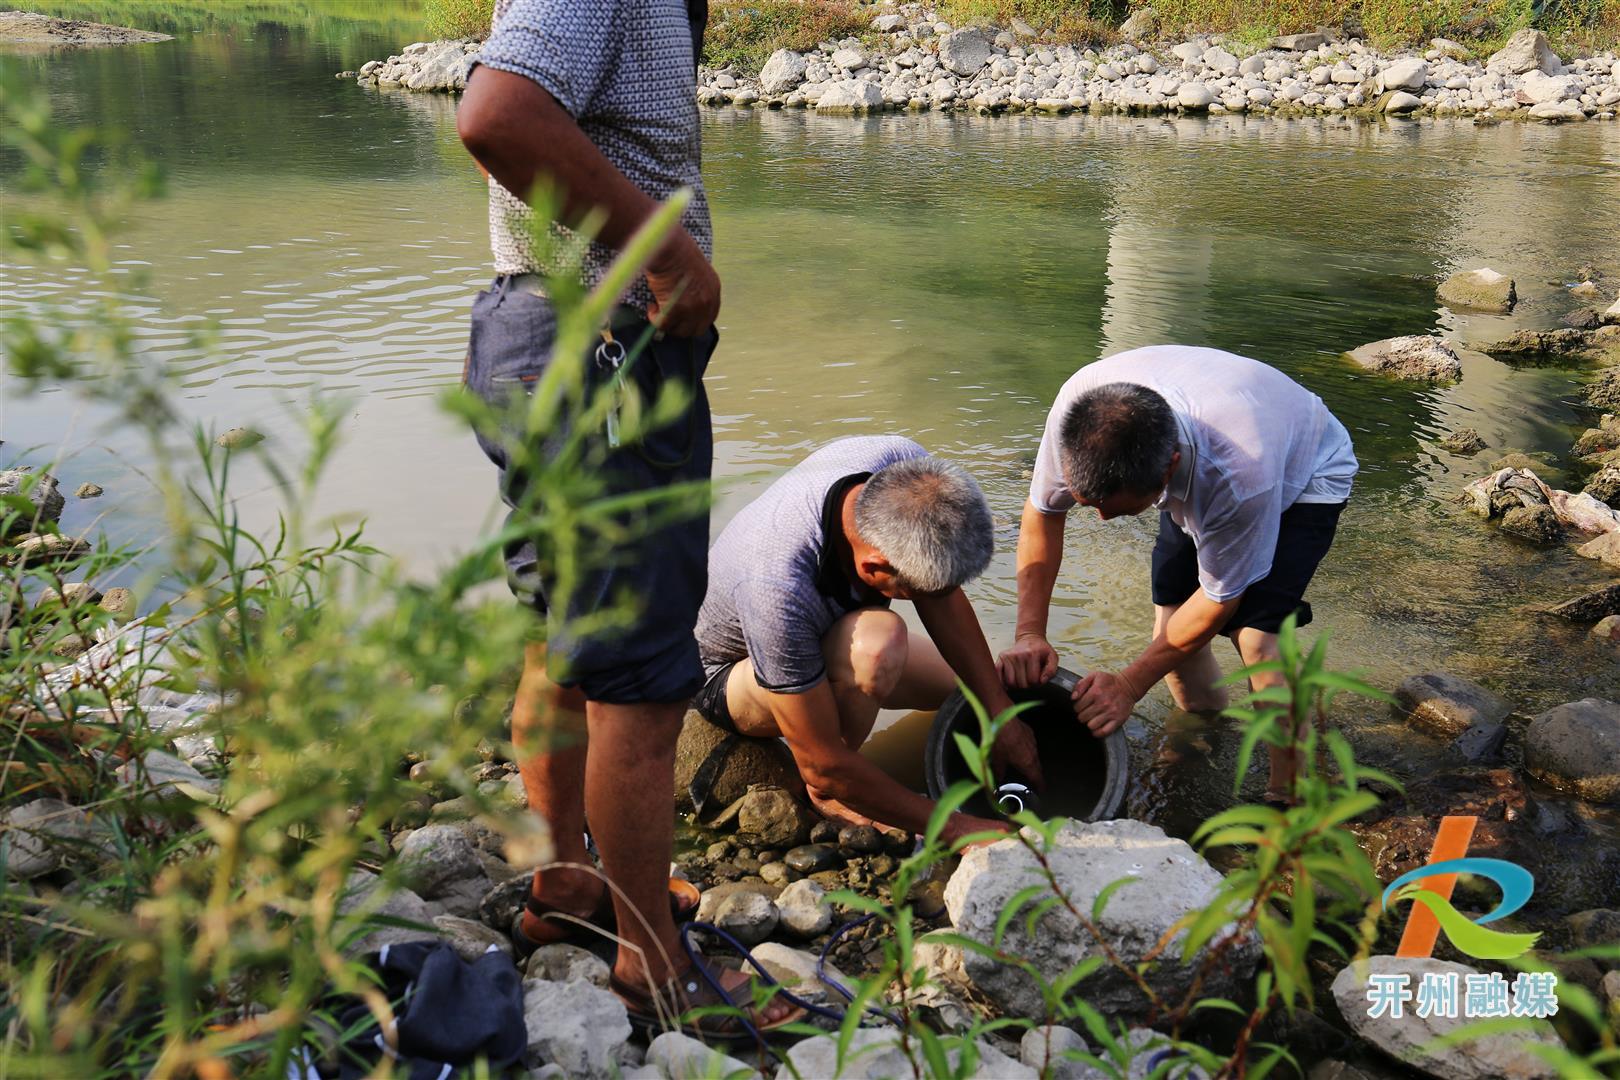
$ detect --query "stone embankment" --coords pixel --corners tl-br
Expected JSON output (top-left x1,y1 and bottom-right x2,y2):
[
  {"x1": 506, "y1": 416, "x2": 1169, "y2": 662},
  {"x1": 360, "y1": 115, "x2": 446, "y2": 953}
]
[{"x1": 349, "y1": 7, "x2": 1620, "y2": 124}]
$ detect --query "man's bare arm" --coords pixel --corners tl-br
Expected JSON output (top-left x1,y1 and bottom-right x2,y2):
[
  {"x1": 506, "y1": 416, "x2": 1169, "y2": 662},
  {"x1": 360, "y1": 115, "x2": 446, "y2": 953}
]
[{"x1": 998, "y1": 500, "x2": 1067, "y2": 687}]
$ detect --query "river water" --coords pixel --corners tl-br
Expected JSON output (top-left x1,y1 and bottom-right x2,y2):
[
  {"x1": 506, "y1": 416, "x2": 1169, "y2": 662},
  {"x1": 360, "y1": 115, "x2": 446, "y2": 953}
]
[{"x1": 5, "y1": 7, "x2": 1620, "y2": 910}]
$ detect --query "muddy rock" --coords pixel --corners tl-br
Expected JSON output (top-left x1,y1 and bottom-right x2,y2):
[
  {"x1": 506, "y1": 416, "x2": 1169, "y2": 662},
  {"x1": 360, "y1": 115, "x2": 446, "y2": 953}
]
[
  {"x1": 0, "y1": 468, "x2": 65, "y2": 536},
  {"x1": 1589, "y1": 368, "x2": 1620, "y2": 410},
  {"x1": 1550, "y1": 584, "x2": 1620, "y2": 622},
  {"x1": 946, "y1": 818, "x2": 1259, "y2": 1022},
  {"x1": 1438, "y1": 428, "x2": 1487, "y2": 454},
  {"x1": 1437, "y1": 268, "x2": 1516, "y2": 313},
  {"x1": 1525, "y1": 698, "x2": 1620, "y2": 803},
  {"x1": 1349, "y1": 768, "x2": 1526, "y2": 884},
  {"x1": 1346, "y1": 336, "x2": 1462, "y2": 382},
  {"x1": 751, "y1": 941, "x2": 849, "y2": 1002},
  {"x1": 673, "y1": 710, "x2": 801, "y2": 814},
  {"x1": 1332, "y1": 956, "x2": 1560, "y2": 1079},
  {"x1": 1484, "y1": 327, "x2": 1620, "y2": 364},
  {"x1": 75, "y1": 482, "x2": 103, "y2": 498},
  {"x1": 1499, "y1": 503, "x2": 1564, "y2": 544},
  {"x1": 1397, "y1": 673, "x2": 1513, "y2": 736},
  {"x1": 214, "y1": 426, "x2": 264, "y2": 450},
  {"x1": 1573, "y1": 425, "x2": 1620, "y2": 457}
]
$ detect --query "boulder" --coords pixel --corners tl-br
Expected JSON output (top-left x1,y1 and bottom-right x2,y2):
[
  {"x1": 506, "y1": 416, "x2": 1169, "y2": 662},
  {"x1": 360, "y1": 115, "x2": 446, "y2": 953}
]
[
  {"x1": 871, "y1": 14, "x2": 906, "y2": 33},
  {"x1": 1384, "y1": 91, "x2": 1423, "y2": 113},
  {"x1": 1273, "y1": 33, "x2": 1327, "y2": 51},
  {"x1": 749, "y1": 941, "x2": 849, "y2": 1001},
  {"x1": 673, "y1": 710, "x2": 800, "y2": 814},
  {"x1": 1487, "y1": 28, "x2": 1562, "y2": 76},
  {"x1": 710, "y1": 890, "x2": 779, "y2": 946},
  {"x1": 397, "y1": 824, "x2": 484, "y2": 898},
  {"x1": 647, "y1": 1032, "x2": 761, "y2": 1080},
  {"x1": 10, "y1": 532, "x2": 91, "y2": 566},
  {"x1": 1396, "y1": 673, "x2": 1512, "y2": 737},
  {"x1": 0, "y1": 468, "x2": 65, "y2": 537},
  {"x1": 1177, "y1": 82, "x2": 1215, "y2": 109},
  {"x1": 1603, "y1": 292, "x2": 1620, "y2": 325},
  {"x1": 759, "y1": 49, "x2": 807, "y2": 95},
  {"x1": 830, "y1": 47, "x2": 867, "y2": 71},
  {"x1": 779, "y1": 1029, "x2": 1036, "y2": 1079},
  {"x1": 1550, "y1": 585, "x2": 1620, "y2": 622},
  {"x1": 1331, "y1": 956, "x2": 1560, "y2": 1079},
  {"x1": 1439, "y1": 428, "x2": 1487, "y2": 454},
  {"x1": 1499, "y1": 504, "x2": 1563, "y2": 545},
  {"x1": 1380, "y1": 58, "x2": 1428, "y2": 92},
  {"x1": 729, "y1": 786, "x2": 813, "y2": 847},
  {"x1": 1437, "y1": 268, "x2": 1516, "y2": 313},
  {"x1": 940, "y1": 28, "x2": 992, "y2": 77},
  {"x1": 1519, "y1": 71, "x2": 1579, "y2": 104},
  {"x1": 777, "y1": 877, "x2": 832, "y2": 938},
  {"x1": 521, "y1": 978, "x2": 631, "y2": 1078},
  {"x1": 1452, "y1": 721, "x2": 1507, "y2": 765},
  {"x1": 1018, "y1": 1026, "x2": 1090, "y2": 1078},
  {"x1": 525, "y1": 942, "x2": 611, "y2": 987},
  {"x1": 944, "y1": 819, "x2": 1259, "y2": 1021},
  {"x1": 1525, "y1": 698, "x2": 1620, "y2": 802},
  {"x1": 1528, "y1": 100, "x2": 1585, "y2": 123},
  {"x1": 1347, "y1": 336, "x2": 1462, "y2": 381},
  {"x1": 115, "y1": 750, "x2": 218, "y2": 801}
]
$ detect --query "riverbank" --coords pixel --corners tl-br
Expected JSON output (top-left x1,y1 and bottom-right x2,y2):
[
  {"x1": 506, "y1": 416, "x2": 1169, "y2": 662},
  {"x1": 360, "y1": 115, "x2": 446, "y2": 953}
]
[
  {"x1": 350, "y1": 10, "x2": 1620, "y2": 122},
  {"x1": 0, "y1": 9, "x2": 171, "y2": 47}
]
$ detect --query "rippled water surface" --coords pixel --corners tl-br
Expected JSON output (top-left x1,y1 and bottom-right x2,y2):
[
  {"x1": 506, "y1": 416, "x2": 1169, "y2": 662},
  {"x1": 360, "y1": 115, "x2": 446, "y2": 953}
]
[{"x1": 6, "y1": 8, "x2": 1620, "y2": 909}]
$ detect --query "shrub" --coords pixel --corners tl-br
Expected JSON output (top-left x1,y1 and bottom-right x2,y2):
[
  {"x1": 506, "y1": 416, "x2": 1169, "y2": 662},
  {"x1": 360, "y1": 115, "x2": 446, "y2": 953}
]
[
  {"x1": 424, "y1": 0, "x2": 494, "y2": 40},
  {"x1": 704, "y1": 0, "x2": 872, "y2": 71}
]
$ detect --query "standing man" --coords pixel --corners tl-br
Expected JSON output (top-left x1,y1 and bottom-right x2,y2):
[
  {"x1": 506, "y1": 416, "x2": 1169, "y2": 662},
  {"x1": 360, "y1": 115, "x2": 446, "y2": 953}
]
[
  {"x1": 998, "y1": 346, "x2": 1357, "y2": 804},
  {"x1": 692, "y1": 437, "x2": 1043, "y2": 841},
  {"x1": 457, "y1": 0, "x2": 794, "y2": 1033}
]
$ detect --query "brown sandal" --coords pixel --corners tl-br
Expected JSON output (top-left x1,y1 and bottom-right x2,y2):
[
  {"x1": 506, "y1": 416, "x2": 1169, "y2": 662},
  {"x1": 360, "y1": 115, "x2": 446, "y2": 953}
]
[
  {"x1": 609, "y1": 954, "x2": 806, "y2": 1042},
  {"x1": 511, "y1": 876, "x2": 701, "y2": 957}
]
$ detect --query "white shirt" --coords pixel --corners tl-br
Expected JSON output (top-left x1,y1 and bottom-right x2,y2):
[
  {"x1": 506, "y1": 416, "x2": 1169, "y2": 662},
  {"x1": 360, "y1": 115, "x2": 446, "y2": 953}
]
[{"x1": 1030, "y1": 346, "x2": 1357, "y2": 602}]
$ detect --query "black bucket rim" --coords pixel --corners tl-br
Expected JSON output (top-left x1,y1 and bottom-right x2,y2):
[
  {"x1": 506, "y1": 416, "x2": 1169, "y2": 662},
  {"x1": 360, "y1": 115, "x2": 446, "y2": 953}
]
[{"x1": 923, "y1": 666, "x2": 1130, "y2": 823}]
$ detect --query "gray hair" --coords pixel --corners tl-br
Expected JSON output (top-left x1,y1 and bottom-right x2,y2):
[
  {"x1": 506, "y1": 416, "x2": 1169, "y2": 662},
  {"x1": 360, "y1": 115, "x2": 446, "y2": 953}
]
[
  {"x1": 853, "y1": 456, "x2": 994, "y2": 594},
  {"x1": 1059, "y1": 382, "x2": 1177, "y2": 501}
]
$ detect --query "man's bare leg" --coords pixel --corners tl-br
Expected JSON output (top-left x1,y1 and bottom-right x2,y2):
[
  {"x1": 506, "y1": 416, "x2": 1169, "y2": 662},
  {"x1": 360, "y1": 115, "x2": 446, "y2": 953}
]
[
  {"x1": 511, "y1": 643, "x2": 599, "y2": 938},
  {"x1": 1153, "y1": 603, "x2": 1228, "y2": 713},
  {"x1": 1234, "y1": 628, "x2": 1295, "y2": 802}
]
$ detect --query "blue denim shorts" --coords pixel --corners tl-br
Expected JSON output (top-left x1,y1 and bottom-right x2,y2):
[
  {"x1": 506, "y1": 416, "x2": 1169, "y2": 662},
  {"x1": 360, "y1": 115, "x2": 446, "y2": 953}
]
[{"x1": 465, "y1": 276, "x2": 717, "y2": 705}]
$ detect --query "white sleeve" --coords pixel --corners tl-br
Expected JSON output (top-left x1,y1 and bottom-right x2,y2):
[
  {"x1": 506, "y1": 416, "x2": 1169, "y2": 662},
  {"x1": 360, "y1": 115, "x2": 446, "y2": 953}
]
[{"x1": 1029, "y1": 394, "x2": 1077, "y2": 515}]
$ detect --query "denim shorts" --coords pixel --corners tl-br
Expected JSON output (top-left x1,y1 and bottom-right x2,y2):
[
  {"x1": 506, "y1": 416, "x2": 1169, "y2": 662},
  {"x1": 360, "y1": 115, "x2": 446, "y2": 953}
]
[
  {"x1": 1150, "y1": 500, "x2": 1346, "y2": 634},
  {"x1": 464, "y1": 276, "x2": 717, "y2": 704}
]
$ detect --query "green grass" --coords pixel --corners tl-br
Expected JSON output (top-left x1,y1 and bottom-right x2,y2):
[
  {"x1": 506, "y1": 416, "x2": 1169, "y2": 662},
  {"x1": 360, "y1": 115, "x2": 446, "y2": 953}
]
[
  {"x1": 704, "y1": 0, "x2": 874, "y2": 71},
  {"x1": 424, "y1": 0, "x2": 493, "y2": 39}
]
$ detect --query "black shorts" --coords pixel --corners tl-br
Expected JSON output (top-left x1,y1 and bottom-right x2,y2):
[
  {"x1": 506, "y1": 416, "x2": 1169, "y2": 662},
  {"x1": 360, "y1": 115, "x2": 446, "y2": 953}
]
[
  {"x1": 1150, "y1": 501, "x2": 1346, "y2": 635},
  {"x1": 465, "y1": 277, "x2": 717, "y2": 705},
  {"x1": 691, "y1": 661, "x2": 738, "y2": 732}
]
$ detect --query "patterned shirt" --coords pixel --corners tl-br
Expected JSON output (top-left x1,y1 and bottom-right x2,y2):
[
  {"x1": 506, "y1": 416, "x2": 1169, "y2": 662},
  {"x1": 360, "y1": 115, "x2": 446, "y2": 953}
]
[
  {"x1": 1029, "y1": 346, "x2": 1358, "y2": 602},
  {"x1": 696, "y1": 437, "x2": 929, "y2": 693},
  {"x1": 479, "y1": 0, "x2": 713, "y2": 307}
]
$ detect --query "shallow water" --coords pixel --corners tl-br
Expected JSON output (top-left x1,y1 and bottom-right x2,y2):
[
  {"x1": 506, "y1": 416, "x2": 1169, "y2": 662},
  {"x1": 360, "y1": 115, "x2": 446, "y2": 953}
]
[{"x1": 6, "y1": 7, "x2": 1620, "y2": 913}]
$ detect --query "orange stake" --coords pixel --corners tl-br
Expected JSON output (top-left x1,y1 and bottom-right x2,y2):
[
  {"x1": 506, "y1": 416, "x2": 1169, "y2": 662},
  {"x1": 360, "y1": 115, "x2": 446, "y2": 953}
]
[{"x1": 1395, "y1": 815, "x2": 1478, "y2": 958}]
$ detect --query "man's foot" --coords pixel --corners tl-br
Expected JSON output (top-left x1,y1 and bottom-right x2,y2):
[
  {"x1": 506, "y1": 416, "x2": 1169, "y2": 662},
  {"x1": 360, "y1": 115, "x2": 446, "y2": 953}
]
[
  {"x1": 518, "y1": 869, "x2": 610, "y2": 947},
  {"x1": 611, "y1": 954, "x2": 803, "y2": 1038}
]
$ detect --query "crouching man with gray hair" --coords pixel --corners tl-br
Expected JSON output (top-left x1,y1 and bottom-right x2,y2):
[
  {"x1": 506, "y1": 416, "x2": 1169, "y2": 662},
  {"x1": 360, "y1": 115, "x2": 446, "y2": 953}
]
[
  {"x1": 999, "y1": 346, "x2": 1357, "y2": 805},
  {"x1": 693, "y1": 435, "x2": 1043, "y2": 843}
]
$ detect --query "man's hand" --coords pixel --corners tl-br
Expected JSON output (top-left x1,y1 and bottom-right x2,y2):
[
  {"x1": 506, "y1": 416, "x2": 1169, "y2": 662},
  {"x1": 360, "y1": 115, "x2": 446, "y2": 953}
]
[
  {"x1": 941, "y1": 813, "x2": 1012, "y2": 848},
  {"x1": 645, "y1": 230, "x2": 720, "y2": 339},
  {"x1": 997, "y1": 632, "x2": 1058, "y2": 688},
  {"x1": 1072, "y1": 670, "x2": 1140, "y2": 736},
  {"x1": 990, "y1": 716, "x2": 1046, "y2": 792}
]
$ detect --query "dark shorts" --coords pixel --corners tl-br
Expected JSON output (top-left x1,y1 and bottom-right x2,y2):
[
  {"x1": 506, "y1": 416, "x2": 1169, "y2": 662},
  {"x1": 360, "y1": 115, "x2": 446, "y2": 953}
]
[
  {"x1": 465, "y1": 276, "x2": 717, "y2": 705},
  {"x1": 691, "y1": 661, "x2": 738, "y2": 732},
  {"x1": 1150, "y1": 500, "x2": 1346, "y2": 635}
]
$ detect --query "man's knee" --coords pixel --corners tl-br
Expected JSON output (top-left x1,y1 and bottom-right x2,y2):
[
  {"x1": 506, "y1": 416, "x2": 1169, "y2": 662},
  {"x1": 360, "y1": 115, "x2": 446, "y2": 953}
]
[{"x1": 829, "y1": 609, "x2": 909, "y2": 700}]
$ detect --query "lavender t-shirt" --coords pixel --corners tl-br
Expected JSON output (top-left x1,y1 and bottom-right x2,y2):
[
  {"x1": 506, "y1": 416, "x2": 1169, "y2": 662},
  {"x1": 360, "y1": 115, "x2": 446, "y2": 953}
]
[{"x1": 1030, "y1": 346, "x2": 1357, "y2": 602}]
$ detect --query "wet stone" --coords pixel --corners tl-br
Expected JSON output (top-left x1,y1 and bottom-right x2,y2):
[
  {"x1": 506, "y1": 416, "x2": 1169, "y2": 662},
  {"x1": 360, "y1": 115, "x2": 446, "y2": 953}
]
[
  {"x1": 1452, "y1": 721, "x2": 1508, "y2": 765},
  {"x1": 838, "y1": 824, "x2": 883, "y2": 854},
  {"x1": 759, "y1": 860, "x2": 799, "y2": 886},
  {"x1": 1499, "y1": 503, "x2": 1563, "y2": 545},
  {"x1": 808, "y1": 819, "x2": 840, "y2": 845},
  {"x1": 785, "y1": 843, "x2": 840, "y2": 874}
]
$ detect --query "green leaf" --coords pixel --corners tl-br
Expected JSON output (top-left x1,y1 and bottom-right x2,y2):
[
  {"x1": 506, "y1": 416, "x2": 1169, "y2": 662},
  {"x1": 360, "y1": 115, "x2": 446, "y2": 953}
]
[
  {"x1": 1091, "y1": 876, "x2": 1137, "y2": 922},
  {"x1": 994, "y1": 884, "x2": 1048, "y2": 946}
]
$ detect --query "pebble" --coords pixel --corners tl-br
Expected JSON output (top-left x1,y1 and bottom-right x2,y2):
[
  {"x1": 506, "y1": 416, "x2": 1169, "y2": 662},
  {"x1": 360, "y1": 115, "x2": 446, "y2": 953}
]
[
  {"x1": 75, "y1": 482, "x2": 103, "y2": 498},
  {"x1": 837, "y1": 824, "x2": 884, "y2": 854},
  {"x1": 784, "y1": 843, "x2": 840, "y2": 873}
]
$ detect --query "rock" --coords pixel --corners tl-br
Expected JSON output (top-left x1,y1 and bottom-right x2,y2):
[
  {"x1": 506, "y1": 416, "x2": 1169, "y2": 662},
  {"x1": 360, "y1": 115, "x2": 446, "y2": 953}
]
[
  {"x1": 945, "y1": 819, "x2": 1259, "y2": 1022},
  {"x1": 98, "y1": 587, "x2": 137, "y2": 623},
  {"x1": 1, "y1": 798, "x2": 89, "y2": 879},
  {"x1": 74, "y1": 482, "x2": 102, "y2": 499},
  {"x1": 1119, "y1": 8, "x2": 1156, "y2": 41},
  {"x1": 1384, "y1": 91, "x2": 1423, "y2": 113},
  {"x1": 1332, "y1": 956, "x2": 1560, "y2": 1079},
  {"x1": 758, "y1": 860, "x2": 796, "y2": 886},
  {"x1": 431, "y1": 914, "x2": 512, "y2": 962},
  {"x1": 41, "y1": 581, "x2": 101, "y2": 608},
  {"x1": 525, "y1": 942, "x2": 611, "y2": 987},
  {"x1": 871, "y1": 14, "x2": 906, "y2": 33},
  {"x1": 830, "y1": 47, "x2": 866, "y2": 71},
  {"x1": 1381, "y1": 58, "x2": 1428, "y2": 92},
  {"x1": 1452, "y1": 721, "x2": 1508, "y2": 765},
  {"x1": 1396, "y1": 673, "x2": 1512, "y2": 737},
  {"x1": 647, "y1": 1032, "x2": 761, "y2": 1080},
  {"x1": 837, "y1": 824, "x2": 883, "y2": 855},
  {"x1": 1488, "y1": 28, "x2": 1562, "y2": 75},
  {"x1": 784, "y1": 843, "x2": 840, "y2": 874},
  {"x1": 338, "y1": 871, "x2": 440, "y2": 954},
  {"x1": 1273, "y1": 33, "x2": 1327, "y2": 51},
  {"x1": 1565, "y1": 909, "x2": 1620, "y2": 969},
  {"x1": 781, "y1": 1029, "x2": 1036, "y2": 1079},
  {"x1": 1177, "y1": 82, "x2": 1215, "y2": 109},
  {"x1": 521, "y1": 978, "x2": 631, "y2": 1079},
  {"x1": 674, "y1": 710, "x2": 800, "y2": 814},
  {"x1": 1529, "y1": 100, "x2": 1585, "y2": 122},
  {"x1": 397, "y1": 824, "x2": 483, "y2": 898},
  {"x1": 777, "y1": 878, "x2": 832, "y2": 938},
  {"x1": 1550, "y1": 585, "x2": 1620, "y2": 622},
  {"x1": 1203, "y1": 46, "x2": 1239, "y2": 74},
  {"x1": 214, "y1": 426, "x2": 264, "y2": 450},
  {"x1": 734, "y1": 786, "x2": 813, "y2": 847},
  {"x1": 116, "y1": 750, "x2": 218, "y2": 801},
  {"x1": 1347, "y1": 336, "x2": 1462, "y2": 382},
  {"x1": 1574, "y1": 426, "x2": 1620, "y2": 457},
  {"x1": 759, "y1": 49, "x2": 807, "y2": 95},
  {"x1": 1431, "y1": 37, "x2": 1469, "y2": 60},
  {"x1": 940, "y1": 28, "x2": 992, "y2": 77},
  {"x1": 1604, "y1": 293, "x2": 1620, "y2": 325},
  {"x1": 1437, "y1": 268, "x2": 1516, "y2": 313},
  {"x1": 1579, "y1": 532, "x2": 1620, "y2": 569},
  {"x1": 0, "y1": 468, "x2": 64, "y2": 536},
  {"x1": 711, "y1": 890, "x2": 779, "y2": 946},
  {"x1": 1499, "y1": 504, "x2": 1564, "y2": 545},
  {"x1": 1439, "y1": 428, "x2": 1487, "y2": 454},
  {"x1": 1525, "y1": 698, "x2": 1620, "y2": 802},
  {"x1": 479, "y1": 874, "x2": 531, "y2": 934},
  {"x1": 1018, "y1": 1026, "x2": 1091, "y2": 1078},
  {"x1": 749, "y1": 941, "x2": 848, "y2": 1000},
  {"x1": 9, "y1": 532, "x2": 91, "y2": 566}
]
